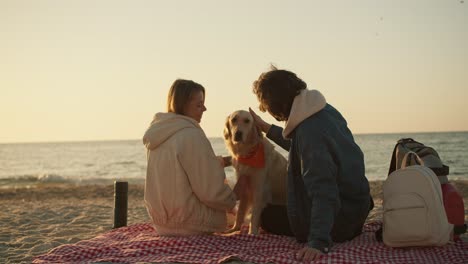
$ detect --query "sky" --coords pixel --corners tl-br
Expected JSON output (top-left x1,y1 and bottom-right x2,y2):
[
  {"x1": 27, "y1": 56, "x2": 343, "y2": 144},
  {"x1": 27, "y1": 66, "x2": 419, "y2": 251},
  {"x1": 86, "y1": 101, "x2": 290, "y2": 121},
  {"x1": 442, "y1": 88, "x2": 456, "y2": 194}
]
[{"x1": 1, "y1": 0, "x2": 467, "y2": 143}]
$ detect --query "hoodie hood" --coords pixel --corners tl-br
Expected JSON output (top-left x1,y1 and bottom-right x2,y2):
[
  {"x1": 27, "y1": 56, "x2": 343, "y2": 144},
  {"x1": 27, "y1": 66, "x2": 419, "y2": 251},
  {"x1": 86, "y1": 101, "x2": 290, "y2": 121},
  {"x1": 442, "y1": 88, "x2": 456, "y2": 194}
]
[
  {"x1": 282, "y1": 89, "x2": 327, "y2": 139},
  {"x1": 143, "y1": 112, "x2": 201, "y2": 150}
]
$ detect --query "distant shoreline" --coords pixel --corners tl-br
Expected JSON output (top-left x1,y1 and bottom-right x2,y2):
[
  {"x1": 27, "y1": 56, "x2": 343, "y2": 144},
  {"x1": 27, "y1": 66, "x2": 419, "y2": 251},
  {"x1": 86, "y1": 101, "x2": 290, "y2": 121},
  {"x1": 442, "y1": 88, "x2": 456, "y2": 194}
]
[
  {"x1": 1, "y1": 130, "x2": 468, "y2": 145},
  {"x1": 2, "y1": 176, "x2": 468, "y2": 190}
]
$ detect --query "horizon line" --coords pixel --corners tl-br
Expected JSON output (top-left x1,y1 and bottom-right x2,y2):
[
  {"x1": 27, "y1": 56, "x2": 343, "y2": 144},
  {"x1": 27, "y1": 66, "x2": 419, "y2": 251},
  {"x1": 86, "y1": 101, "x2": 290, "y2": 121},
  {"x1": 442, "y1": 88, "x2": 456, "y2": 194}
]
[{"x1": 1, "y1": 130, "x2": 467, "y2": 145}]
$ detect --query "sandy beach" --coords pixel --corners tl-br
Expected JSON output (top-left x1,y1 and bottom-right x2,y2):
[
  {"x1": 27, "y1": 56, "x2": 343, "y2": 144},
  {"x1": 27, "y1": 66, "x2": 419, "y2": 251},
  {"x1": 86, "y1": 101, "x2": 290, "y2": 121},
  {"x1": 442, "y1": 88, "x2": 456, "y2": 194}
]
[{"x1": 1, "y1": 180, "x2": 467, "y2": 263}]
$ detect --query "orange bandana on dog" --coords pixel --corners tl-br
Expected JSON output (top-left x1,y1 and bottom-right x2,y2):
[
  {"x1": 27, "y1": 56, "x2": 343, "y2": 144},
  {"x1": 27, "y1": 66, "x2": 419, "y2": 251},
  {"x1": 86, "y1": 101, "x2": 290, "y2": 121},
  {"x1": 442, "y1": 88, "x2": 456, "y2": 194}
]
[{"x1": 236, "y1": 143, "x2": 265, "y2": 168}]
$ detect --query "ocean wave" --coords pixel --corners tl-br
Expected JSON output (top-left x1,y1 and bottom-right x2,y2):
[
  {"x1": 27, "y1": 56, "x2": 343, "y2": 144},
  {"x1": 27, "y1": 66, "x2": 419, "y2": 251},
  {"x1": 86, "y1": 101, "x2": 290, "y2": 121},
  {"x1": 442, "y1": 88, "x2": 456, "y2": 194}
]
[
  {"x1": 0, "y1": 174, "x2": 145, "y2": 188},
  {"x1": 37, "y1": 173, "x2": 68, "y2": 183},
  {"x1": 0, "y1": 174, "x2": 71, "y2": 186}
]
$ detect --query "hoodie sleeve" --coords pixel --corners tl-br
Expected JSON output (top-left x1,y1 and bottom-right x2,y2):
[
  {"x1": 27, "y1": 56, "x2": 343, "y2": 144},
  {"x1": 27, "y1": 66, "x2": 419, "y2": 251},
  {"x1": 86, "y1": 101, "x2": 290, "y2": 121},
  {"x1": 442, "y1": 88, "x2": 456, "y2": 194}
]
[
  {"x1": 177, "y1": 128, "x2": 237, "y2": 211},
  {"x1": 266, "y1": 125, "x2": 291, "y2": 151},
  {"x1": 296, "y1": 128, "x2": 340, "y2": 251}
]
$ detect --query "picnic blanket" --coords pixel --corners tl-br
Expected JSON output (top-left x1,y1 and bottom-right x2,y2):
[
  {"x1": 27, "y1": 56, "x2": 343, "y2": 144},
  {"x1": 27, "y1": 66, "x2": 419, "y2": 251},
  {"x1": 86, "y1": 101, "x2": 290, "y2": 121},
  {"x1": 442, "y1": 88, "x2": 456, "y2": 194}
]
[{"x1": 33, "y1": 221, "x2": 468, "y2": 264}]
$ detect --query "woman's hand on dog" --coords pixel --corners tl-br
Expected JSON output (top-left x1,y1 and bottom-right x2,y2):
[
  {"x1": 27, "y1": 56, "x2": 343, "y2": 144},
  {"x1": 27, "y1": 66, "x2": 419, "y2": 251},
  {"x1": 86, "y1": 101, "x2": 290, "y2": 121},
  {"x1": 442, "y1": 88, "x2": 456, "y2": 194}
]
[
  {"x1": 217, "y1": 155, "x2": 232, "y2": 167},
  {"x1": 249, "y1": 107, "x2": 271, "y2": 134}
]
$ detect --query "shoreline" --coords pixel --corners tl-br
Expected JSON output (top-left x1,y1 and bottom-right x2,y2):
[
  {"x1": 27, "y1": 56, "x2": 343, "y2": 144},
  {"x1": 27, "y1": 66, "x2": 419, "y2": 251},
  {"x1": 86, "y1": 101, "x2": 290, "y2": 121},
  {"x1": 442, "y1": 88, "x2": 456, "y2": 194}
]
[{"x1": 1, "y1": 180, "x2": 467, "y2": 263}]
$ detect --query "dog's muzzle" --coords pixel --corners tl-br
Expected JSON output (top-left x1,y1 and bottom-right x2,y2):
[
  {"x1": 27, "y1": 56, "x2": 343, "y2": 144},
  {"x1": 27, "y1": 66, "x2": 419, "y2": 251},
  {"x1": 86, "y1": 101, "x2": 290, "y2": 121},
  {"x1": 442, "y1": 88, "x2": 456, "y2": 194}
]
[{"x1": 234, "y1": 131, "x2": 243, "y2": 142}]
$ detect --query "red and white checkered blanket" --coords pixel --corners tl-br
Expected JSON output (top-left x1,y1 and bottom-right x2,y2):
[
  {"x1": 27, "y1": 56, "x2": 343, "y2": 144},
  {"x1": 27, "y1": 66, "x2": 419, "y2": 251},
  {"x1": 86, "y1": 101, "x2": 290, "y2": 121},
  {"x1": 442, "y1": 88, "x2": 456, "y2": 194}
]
[{"x1": 33, "y1": 222, "x2": 468, "y2": 264}]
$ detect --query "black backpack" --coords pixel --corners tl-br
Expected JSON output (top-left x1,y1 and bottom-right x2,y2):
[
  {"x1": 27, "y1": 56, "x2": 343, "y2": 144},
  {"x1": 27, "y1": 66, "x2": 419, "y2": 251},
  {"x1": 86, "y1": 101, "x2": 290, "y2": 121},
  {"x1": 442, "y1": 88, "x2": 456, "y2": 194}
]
[{"x1": 388, "y1": 138, "x2": 449, "y2": 183}]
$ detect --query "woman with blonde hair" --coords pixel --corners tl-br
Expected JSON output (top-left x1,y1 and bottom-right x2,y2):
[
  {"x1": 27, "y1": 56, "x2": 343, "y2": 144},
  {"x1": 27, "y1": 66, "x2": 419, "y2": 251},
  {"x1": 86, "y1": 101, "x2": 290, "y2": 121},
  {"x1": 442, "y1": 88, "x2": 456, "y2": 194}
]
[{"x1": 143, "y1": 79, "x2": 238, "y2": 235}]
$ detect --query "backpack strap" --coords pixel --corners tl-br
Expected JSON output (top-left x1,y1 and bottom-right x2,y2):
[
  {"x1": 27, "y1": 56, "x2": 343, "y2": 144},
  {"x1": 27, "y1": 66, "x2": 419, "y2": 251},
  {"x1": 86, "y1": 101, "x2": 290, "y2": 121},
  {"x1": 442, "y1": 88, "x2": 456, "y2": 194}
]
[{"x1": 401, "y1": 151, "x2": 424, "y2": 168}]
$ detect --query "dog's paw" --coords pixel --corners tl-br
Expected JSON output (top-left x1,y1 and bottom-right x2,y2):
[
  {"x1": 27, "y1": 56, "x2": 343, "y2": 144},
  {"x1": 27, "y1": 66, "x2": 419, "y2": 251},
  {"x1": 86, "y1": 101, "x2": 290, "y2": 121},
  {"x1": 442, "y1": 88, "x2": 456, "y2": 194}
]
[{"x1": 224, "y1": 226, "x2": 241, "y2": 234}]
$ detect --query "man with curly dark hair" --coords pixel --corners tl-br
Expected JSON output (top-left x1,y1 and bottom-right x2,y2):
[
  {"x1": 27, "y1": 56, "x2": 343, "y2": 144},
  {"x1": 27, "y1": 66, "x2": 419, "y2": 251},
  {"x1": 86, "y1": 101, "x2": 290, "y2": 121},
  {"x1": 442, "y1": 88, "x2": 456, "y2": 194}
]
[{"x1": 250, "y1": 66, "x2": 373, "y2": 262}]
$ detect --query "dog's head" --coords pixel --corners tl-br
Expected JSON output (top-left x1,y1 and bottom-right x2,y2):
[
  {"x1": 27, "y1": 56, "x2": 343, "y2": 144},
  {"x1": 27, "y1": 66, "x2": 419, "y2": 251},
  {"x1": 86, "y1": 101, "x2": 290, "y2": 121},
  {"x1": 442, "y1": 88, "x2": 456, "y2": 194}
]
[{"x1": 224, "y1": 110, "x2": 262, "y2": 145}]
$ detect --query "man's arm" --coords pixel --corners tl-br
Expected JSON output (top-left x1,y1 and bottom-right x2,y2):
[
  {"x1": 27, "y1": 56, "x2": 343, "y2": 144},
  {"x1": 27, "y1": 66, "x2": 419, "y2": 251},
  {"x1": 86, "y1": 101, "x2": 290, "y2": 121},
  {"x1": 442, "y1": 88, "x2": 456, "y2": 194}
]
[
  {"x1": 266, "y1": 125, "x2": 291, "y2": 151},
  {"x1": 297, "y1": 129, "x2": 340, "y2": 252}
]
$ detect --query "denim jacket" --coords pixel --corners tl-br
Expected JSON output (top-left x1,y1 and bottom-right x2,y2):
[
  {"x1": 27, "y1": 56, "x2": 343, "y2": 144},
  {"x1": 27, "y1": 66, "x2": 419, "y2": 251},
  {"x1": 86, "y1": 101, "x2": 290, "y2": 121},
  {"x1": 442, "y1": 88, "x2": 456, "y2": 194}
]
[{"x1": 266, "y1": 103, "x2": 370, "y2": 250}]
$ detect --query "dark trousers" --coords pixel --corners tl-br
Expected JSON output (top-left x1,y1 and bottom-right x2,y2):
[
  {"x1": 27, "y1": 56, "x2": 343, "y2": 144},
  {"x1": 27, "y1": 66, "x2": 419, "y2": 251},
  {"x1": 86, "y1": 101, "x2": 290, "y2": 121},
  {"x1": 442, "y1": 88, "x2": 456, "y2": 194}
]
[
  {"x1": 260, "y1": 196, "x2": 374, "y2": 242},
  {"x1": 260, "y1": 204, "x2": 294, "y2": 236}
]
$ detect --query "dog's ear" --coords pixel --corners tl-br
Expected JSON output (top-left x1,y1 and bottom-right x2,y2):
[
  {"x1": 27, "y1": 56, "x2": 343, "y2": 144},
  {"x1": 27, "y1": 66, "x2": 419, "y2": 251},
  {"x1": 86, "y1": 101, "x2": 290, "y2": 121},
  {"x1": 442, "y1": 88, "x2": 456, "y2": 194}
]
[{"x1": 223, "y1": 115, "x2": 231, "y2": 140}]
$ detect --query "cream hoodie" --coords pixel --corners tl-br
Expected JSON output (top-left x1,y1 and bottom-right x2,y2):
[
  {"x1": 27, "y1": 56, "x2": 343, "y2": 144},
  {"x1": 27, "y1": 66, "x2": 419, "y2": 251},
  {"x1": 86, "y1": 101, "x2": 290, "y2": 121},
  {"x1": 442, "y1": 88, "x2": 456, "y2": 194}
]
[
  {"x1": 143, "y1": 112, "x2": 236, "y2": 235},
  {"x1": 282, "y1": 89, "x2": 327, "y2": 139}
]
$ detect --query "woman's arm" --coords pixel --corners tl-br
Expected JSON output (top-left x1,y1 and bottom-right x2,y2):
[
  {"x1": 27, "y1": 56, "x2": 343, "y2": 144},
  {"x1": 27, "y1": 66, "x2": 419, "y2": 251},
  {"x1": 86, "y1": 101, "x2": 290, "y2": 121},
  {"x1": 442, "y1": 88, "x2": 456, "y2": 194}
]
[
  {"x1": 178, "y1": 129, "x2": 237, "y2": 211},
  {"x1": 266, "y1": 125, "x2": 291, "y2": 151}
]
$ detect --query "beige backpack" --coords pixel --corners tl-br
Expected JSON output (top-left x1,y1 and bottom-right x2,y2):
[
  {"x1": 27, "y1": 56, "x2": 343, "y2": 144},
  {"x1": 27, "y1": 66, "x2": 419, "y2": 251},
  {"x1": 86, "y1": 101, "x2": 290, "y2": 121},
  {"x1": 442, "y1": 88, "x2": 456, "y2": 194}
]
[{"x1": 382, "y1": 151, "x2": 453, "y2": 247}]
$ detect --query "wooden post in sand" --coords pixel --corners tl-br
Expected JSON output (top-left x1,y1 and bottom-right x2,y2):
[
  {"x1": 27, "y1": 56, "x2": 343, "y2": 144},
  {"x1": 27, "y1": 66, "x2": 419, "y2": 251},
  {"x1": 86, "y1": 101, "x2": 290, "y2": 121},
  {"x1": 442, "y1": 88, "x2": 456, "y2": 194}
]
[{"x1": 113, "y1": 181, "x2": 128, "y2": 228}]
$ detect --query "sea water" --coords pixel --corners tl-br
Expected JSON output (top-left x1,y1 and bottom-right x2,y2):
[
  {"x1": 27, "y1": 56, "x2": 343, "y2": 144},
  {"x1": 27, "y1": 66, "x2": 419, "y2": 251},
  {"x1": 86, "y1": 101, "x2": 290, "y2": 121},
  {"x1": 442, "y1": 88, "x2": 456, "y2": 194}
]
[{"x1": 0, "y1": 132, "x2": 467, "y2": 188}]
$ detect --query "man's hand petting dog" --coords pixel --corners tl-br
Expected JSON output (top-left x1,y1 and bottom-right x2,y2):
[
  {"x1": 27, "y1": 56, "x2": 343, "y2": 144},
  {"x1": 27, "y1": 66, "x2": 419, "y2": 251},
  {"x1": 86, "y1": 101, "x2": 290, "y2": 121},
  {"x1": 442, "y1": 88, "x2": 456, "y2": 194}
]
[
  {"x1": 248, "y1": 107, "x2": 271, "y2": 134},
  {"x1": 296, "y1": 246, "x2": 323, "y2": 262}
]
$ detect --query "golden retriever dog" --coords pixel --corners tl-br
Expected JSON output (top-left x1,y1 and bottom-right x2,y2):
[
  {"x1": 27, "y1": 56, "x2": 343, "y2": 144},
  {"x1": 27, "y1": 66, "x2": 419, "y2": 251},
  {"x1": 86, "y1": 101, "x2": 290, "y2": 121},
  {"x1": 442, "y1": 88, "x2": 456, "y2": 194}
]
[{"x1": 224, "y1": 110, "x2": 287, "y2": 235}]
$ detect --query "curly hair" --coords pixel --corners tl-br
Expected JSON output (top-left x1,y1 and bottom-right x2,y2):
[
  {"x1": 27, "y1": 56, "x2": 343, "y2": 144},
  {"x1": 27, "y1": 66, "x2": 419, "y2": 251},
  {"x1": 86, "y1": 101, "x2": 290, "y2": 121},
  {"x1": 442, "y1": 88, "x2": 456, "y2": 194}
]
[
  {"x1": 252, "y1": 66, "x2": 307, "y2": 121},
  {"x1": 167, "y1": 79, "x2": 205, "y2": 114}
]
